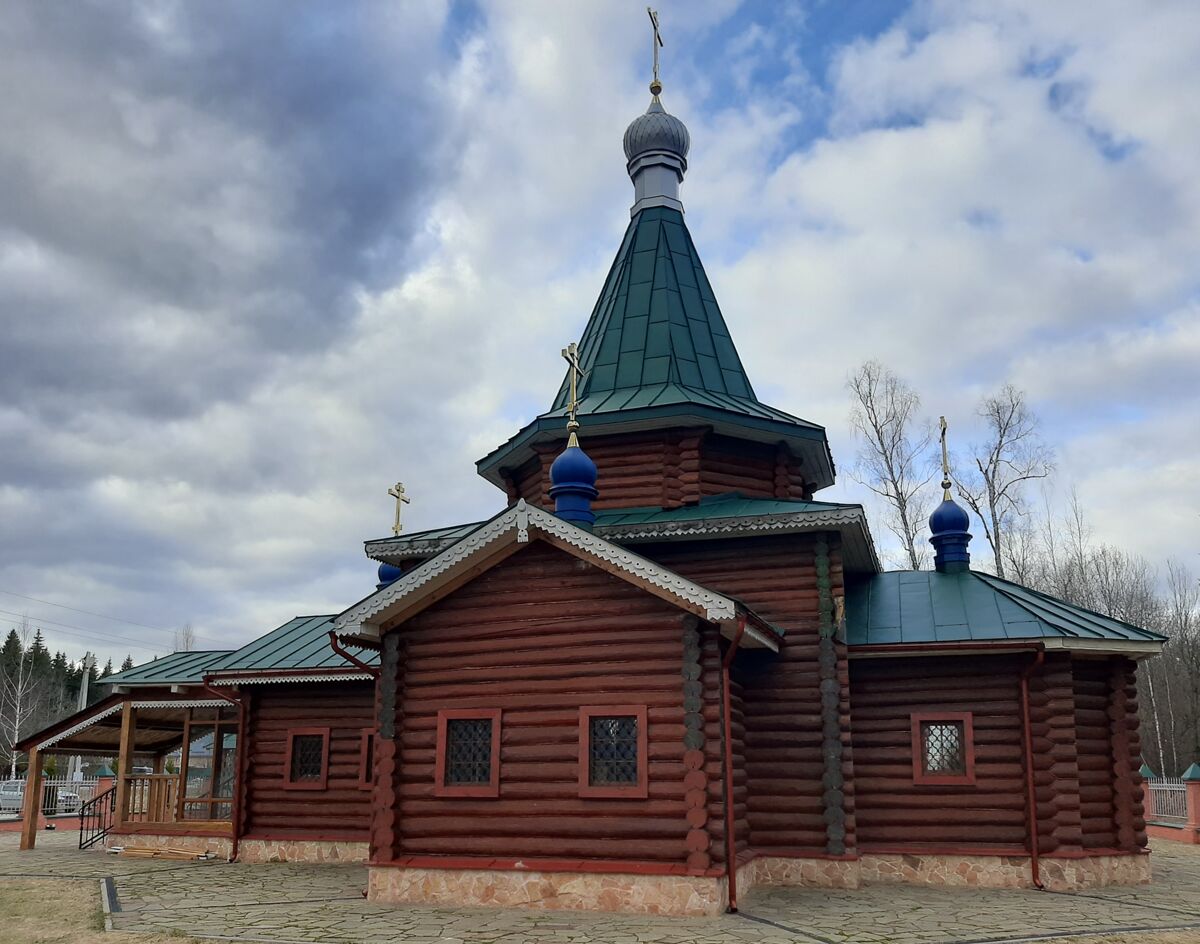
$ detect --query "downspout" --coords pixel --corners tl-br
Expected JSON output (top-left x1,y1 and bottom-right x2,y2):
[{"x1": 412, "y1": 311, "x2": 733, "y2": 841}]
[
  {"x1": 721, "y1": 615, "x2": 747, "y2": 913},
  {"x1": 1019, "y1": 649, "x2": 1046, "y2": 890},
  {"x1": 202, "y1": 681, "x2": 247, "y2": 863},
  {"x1": 328, "y1": 631, "x2": 381, "y2": 678}
]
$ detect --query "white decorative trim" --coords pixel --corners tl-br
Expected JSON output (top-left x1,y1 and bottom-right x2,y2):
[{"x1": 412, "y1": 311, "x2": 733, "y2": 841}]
[
  {"x1": 207, "y1": 672, "x2": 373, "y2": 686},
  {"x1": 335, "y1": 503, "x2": 742, "y2": 636},
  {"x1": 368, "y1": 506, "x2": 882, "y2": 574},
  {"x1": 35, "y1": 699, "x2": 226, "y2": 751}
]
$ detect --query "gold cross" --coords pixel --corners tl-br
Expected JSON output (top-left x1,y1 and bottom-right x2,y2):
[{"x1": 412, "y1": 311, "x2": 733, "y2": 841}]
[
  {"x1": 561, "y1": 342, "x2": 583, "y2": 444},
  {"x1": 647, "y1": 7, "x2": 664, "y2": 94},
  {"x1": 388, "y1": 481, "x2": 410, "y2": 536},
  {"x1": 939, "y1": 416, "x2": 952, "y2": 500}
]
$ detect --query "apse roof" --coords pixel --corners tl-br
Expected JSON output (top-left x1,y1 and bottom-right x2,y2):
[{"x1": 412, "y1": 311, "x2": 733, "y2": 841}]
[
  {"x1": 844, "y1": 569, "x2": 1166, "y2": 653},
  {"x1": 102, "y1": 649, "x2": 233, "y2": 686},
  {"x1": 477, "y1": 207, "x2": 835, "y2": 491}
]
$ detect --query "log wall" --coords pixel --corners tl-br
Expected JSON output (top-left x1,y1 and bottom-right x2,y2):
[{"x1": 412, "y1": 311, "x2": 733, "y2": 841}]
[
  {"x1": 244, "y1": 682, "x2": 374, "y2": 840},
  {"x1": 505, "y1": 428, "x2": 813, "y2": 511},
  {"x1": 379, "y1": 541, "x2": 702, "y2": 865},
  {"x1": 638, "y1": 534, "x2": 850, "y2": 856},
  {"x1": 849, "y1": 655, "x2": 1027, "y2": 850}
]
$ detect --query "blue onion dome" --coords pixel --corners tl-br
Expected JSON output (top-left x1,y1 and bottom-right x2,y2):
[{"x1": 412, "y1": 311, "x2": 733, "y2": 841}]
[
  {"x1": 929, "y1": 496, "x2": 971, "y2": 535},
  {"x1": 549, "y1": 438, "x2": 598, "y2": 491},
  {"x1": 623, "y1": 94, "x2": 690, "y2": 165},
  {"x1": 376, "y1": 561, "x2": 404, "y2": 590}
]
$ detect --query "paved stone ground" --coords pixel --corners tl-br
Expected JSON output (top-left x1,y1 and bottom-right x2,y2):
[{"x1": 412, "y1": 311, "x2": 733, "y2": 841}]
[{"x1": 3, "y1": 831, "x2": 1200, "y2": 943}]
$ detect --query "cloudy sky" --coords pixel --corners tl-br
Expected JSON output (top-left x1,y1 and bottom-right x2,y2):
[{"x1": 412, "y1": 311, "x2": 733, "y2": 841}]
[{"x1": 1, "y1": 0, "x2": 1197, "y2": 665}]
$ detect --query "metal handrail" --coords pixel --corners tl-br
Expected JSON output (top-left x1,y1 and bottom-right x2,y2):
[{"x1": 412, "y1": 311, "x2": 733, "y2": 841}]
[{"x1": 78, "y1": 785, "x2": 117, "y2": 849}]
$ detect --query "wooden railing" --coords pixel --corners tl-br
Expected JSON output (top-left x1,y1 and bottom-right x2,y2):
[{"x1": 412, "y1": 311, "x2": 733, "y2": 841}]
[{"x1": 122, "y1": 775, "x2": 180, "y2": 824}]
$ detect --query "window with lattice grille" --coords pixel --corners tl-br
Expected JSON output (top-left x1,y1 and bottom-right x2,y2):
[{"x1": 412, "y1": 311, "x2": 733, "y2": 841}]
[
  {"x1": 588, "y1": 716, "x2": 639, "y2": 785},
  {"x1": 284, "y1": 728, "x2": 329, "y2": 790},
  {"x1": 579, "y1": 705, "x2": 648, "y2": 798},
  {"x1": 446, "y1": 719, "x2": 493, "y2": 784},
  {"x1": 921, "y1": 722, "x2": 964, "y2": 774},
  {"x1": 911, "y1": 712, "x2": 975, "y2": 785},
  {"x1": 435, "y1": 709, "x2": 500, "y2": 797}
]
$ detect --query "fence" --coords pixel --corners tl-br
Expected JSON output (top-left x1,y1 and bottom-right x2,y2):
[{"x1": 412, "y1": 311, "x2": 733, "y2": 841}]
[
  {"x1": 1149, "y1": 777, "x2": 1188, "y2": 824},
  {"x1": 1145, "y1": 769, "x2": 1200, "y2": 845},
  {"x1": 0, "y1": 777, "x2": 102, "y2": 819}
]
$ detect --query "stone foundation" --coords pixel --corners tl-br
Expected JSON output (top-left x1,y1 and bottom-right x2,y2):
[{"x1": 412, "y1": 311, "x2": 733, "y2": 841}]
[
  {"x1": 238, "y1": 838, "x2": 369, "y2": 864},
  {"x1": 105, "y1": 832, "x2": 232, "y2": 859},
  {"x1": 367, "y1": 850, "x2": 1149, "y2": 915},
  {"x1": 368, "y1": 865, "x2": 728, "y2": 916},
  {"x1": 742, "y1": 856, "x2": 861, "y2": 889},
  {"x1": 858, "y1": 852, "x2": 1151, "y2": 891}
]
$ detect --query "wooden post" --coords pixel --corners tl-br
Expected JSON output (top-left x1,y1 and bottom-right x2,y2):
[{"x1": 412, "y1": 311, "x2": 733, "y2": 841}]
[
  {"x1": 152, "y1": 753, "x2": 165, "y2": 774},
  {"x1": 113, "y1": 702, "x2": 136, "y2": 828},
  {"x1": 18, "y1": 746, "x2": 42, "y2": 851}
]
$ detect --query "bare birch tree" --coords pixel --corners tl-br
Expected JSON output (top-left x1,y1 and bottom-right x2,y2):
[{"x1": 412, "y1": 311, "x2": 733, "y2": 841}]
[
  {"x1": 174, "y1": 622, "x2": 196, "y2": 652},
  {"x1": 1, "y1": 619, "x2": 41, "y2": 778},
  {"x1": 954, "y1": 384, "x2": 1053, "y2": 579},
  {"x1": 847, "y1": 361, "x2": 935, "y2": 569}
]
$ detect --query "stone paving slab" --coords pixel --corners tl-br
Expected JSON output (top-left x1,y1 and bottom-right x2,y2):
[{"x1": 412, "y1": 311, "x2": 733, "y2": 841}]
[{"x1": 4, "y1": 831, "x2": 1200, "y2": 943}]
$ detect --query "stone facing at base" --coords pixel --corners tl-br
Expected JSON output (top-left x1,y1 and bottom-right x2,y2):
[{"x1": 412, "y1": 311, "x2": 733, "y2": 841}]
[
  {"x1": 105, "y1": 833, "x2": 232, "y2": 859},
  {"x1": 369, "y1": 865, "x2": 729, "y2": 916},
  {"x1": 858, "y1": 852, "x2": 1151, "y2": 891},
  {"x1": 368, "y1": 851, "x2": 1149, "y2": 915},
  {"x1": 238, "y1": 839, "x2": 370, "y2": 864}
]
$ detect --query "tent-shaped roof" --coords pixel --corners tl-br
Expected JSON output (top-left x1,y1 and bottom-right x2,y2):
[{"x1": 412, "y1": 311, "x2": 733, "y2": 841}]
[
  {"x1": 845, "y1": 569, "x2": 1165, "y2": 655},
  {"x1": 477, "y1": 207, "x2": 835, "y2": 491}
]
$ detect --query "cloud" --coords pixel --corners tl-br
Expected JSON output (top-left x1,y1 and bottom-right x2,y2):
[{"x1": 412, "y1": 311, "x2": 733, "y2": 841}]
[{"x1": 1, "y1": 0, "x2": 1196, "y2": 664}]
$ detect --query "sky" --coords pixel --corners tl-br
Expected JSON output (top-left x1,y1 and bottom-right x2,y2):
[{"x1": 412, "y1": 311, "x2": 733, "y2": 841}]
[{"x1": 1, "y1": 0, "x2": 1197, "y2": 666}]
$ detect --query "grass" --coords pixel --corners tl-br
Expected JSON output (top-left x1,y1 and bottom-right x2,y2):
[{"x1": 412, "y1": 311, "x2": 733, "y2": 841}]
[{"x1": 0, "y1": 879, "x2": 204, "y2": 944}]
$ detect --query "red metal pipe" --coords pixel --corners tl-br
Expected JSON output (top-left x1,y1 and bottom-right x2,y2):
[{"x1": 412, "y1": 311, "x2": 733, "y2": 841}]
[
  {"x1": 721, "y1": 616, "x2": 747, "y2": 913},
  {"x1": 201, "y1": 681, "x2": 247, "y2": 863},
  {"x1": 328, "y1": 631, "x2": 381, "y2": 678},
  {"x1": 1019, "y1": 649, "x2": 1046, "y2": 890}
]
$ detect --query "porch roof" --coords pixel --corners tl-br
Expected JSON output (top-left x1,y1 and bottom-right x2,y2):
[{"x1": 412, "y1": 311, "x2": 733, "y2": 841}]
[{"x1": 15, "y1": 695, "x2": 231, "y2": 755}]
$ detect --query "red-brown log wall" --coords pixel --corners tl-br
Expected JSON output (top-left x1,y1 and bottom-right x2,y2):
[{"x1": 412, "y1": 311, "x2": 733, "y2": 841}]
[
  {"x1": 638, "y1": 534, "x2": 850, "y2": 855},
  {"x1": 849, "y1": 655, "x2": 1027, "y2": 850},
  {"x1": 504, "y1": 429, "x2": 813, "y2": 511},
  {"x1": 243, "y1": 683, "x2": 374, "y2": 840},
  {"x1": 381, "y1": 541, "x2": 701, "y2": 864}
]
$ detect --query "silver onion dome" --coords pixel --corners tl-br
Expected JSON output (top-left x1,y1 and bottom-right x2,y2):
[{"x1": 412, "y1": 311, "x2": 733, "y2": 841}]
[
  {"x1": 623, "y1": 83, "x2": 690, "y2": 216},
  {"x1": 623, "y1": 98, "x2": 691, "y2": 164}
]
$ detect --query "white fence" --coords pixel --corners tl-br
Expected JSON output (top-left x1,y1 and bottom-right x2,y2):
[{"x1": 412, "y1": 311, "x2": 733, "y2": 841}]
[
  {"x1": 0, "y1": 777, "x2": 102, "y2": 819},
  {"x1": 1149, "y1": 777, "x2": 1188, "y2": 824}
]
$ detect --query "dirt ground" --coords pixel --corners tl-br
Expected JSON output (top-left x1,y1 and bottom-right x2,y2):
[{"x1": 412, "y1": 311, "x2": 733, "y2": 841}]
[{"x1": 0, "y1": 879, "x2": 204, "y2": 944}]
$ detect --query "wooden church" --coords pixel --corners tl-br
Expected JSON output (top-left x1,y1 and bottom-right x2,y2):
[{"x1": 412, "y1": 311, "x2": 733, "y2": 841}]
[{"x1": 16, "y1": 63, "x2": 1165, "y2": 917}]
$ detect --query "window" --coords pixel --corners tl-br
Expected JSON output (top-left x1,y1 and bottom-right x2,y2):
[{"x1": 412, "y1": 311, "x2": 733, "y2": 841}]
[
  {"x1": 434, "y1": 709, "x2": 500, "y2": 797},
  {"x1": 358, "y1": 728, "x2": 375, "y2": 791},
  {"x1": 579, "y1": 705, "x2": 648, "y2": 798},
  {"x1": 284, "y1": 727, "x2": 329, "y2": 791},
  {"x1": 911, "y1": 712, "x2": 975, "y2": 785}
]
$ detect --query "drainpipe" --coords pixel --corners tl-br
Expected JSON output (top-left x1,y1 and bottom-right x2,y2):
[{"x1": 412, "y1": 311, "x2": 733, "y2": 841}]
[
  {"x1": 1019, "y1": 649, "x2": 1046, "y2": 890},
  {"x1": 721, "y1": 615, "x2": 747, "y2": 913},
  {"x1": 327, "y1": 631, "x2": 381, "y2": 678},
  {"x1": 202, "y1": 681, "x2": 246, "y2": 863}
]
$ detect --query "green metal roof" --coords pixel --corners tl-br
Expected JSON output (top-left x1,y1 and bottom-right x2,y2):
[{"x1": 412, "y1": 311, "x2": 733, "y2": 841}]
[
  {"x1": 366, "y1": 493, "x2": 879, "y2": 573},
  {"x1": 477, "y1": 206, "x2": 834, "y2": 491},
  {"x1": 551, "y1": 206, "x2": 759, "y2": 407},
  {"x1": 210, "y1": 615, "x2": 379, "y2": 673},
  {"x1": 845, "y1": 570, "x2": 1167, "y2": 648},
  {"x1": 102, "y1": 649, "x2": 233, "y2": 686}
]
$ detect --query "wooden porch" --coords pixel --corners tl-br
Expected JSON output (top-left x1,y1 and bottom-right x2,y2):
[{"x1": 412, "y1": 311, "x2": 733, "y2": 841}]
[{"x1": 17, "y1": 696, "x2": 241, "y2": 850}]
